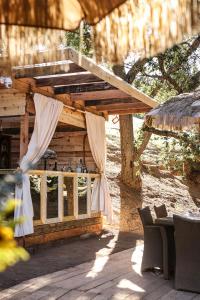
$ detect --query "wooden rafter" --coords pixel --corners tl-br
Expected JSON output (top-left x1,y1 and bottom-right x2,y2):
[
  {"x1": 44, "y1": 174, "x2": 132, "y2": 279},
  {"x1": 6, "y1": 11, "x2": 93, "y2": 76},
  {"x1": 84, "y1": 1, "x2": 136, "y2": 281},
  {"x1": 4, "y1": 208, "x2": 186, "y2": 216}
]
[
  {"x1": 54, "y1": 82, "x2": 116, "y2": 94},
  {"x1": 10, "y1": 47, "x2": 158, "y2": 115},
  {"x1": 70, "y1": 90, "x2": 131, "y2": 101},
  {"x1": 13, "y1": 61, "x2": 86, "y2": 78},
  {"x1": 108, "y1": 108, "x2": 151, "y2": 115},
  {"x1": 35, "y1": 72, "x2": 103, "y2": 87},
  {"x1": 85, "y1": 98, "x2": 138, "y2": 107},
  {"x1": 67, "y1": 48, "x2": 157, "y2": 108},
  {"x1": 95, "y1": 103, "x2": 149, "y2": 112}
]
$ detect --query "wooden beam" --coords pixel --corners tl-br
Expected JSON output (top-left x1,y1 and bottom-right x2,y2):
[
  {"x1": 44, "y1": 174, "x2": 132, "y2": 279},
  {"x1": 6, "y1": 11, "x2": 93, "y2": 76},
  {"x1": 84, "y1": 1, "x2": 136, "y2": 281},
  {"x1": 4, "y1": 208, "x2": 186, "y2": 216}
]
[
  {"x1": 70, "y1": 90, "x2": 131, "y2": 101},
  {"x1": 14, "y1": 79, "x2": 72, "y2": 106},
  {"x1": 68, "y1": 48, "x2": 157, "y2": 108},
  {"x1": 85, "y1": 98, "x2": 138, "y2": 107},
  {"x1": 36, "y1": 72, "x2": 103, "y2": 87},
  {"x1": 59, "y1": 108, "x2": 86, "y2": 129},
  {"x1": 20, "y1": 111, "x2": 29, "y2": 159},
  {"x1": 108, "y1": 108, "x2": 151, "y2": 115},
  {"x1": 54, "y1": 82, "x2": 116, "y2": 94},
  {"x1": 96, "y1": 103, "x2": 150, "y2": 112},
  {"x1": 15, "y1": 78, "x2": 104, "y2": 117},
  {"x1": 13, "y1": 61, "x2": 86, "y2": 78},
  {"x1": 26, "y1": 96, "x2": 86, "y2": 129}
]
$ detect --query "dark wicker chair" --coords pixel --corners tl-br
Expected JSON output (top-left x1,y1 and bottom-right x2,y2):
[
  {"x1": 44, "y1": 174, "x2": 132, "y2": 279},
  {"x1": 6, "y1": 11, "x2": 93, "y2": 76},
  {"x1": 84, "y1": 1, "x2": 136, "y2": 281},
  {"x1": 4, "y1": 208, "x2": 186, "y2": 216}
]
[
  {"x1": 154, "y1": 205, "x2": 175, "y2": 279},
  {"x1": 138, "y1": 206, "x2": 163, "y2": 272},
  {"x1": 154, "y1": 204, "x2": 168, "y2": 218},
  {"x1": 174, "y1": 214, "x2": 200, "y2": 293}
]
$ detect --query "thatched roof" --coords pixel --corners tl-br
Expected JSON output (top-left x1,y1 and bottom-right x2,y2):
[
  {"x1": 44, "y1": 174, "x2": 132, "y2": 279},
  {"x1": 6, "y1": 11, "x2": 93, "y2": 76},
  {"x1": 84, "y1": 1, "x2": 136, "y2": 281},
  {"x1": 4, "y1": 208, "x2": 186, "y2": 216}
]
[
  {"x1": 0, "y1": 0, "x2": 199, "y2": 75},
  {"x1": 146, "y1": 89, "x2": 200, "y2": 131}
]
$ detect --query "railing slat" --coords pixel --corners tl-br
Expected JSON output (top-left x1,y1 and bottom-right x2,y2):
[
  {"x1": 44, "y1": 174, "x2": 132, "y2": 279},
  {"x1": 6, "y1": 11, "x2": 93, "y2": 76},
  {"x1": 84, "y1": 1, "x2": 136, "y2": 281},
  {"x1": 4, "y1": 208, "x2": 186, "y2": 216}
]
[
  {"x1": 40, "y1": 173, "x2": 47, "y2": 224},
  {"x1": 58, "y1": 174, "x2": 64, "y2": 222},
  {"x1": 73, "y1": 174, "x2": 78, "y2": 219},
  {"x1": 87, "y1": 177, "x2": 91, "y2": 217}
]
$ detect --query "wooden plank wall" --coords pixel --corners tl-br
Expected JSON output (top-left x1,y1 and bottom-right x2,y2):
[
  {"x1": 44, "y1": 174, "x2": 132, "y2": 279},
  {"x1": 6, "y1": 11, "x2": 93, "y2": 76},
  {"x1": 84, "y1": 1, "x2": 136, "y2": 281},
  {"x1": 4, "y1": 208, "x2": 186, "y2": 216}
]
[
  {"x1": 0, "y1": 91, "x2": 26, "y2": 117},
  {"x1": 10, "y1": 128, "x2": 97, "y2": 172}
]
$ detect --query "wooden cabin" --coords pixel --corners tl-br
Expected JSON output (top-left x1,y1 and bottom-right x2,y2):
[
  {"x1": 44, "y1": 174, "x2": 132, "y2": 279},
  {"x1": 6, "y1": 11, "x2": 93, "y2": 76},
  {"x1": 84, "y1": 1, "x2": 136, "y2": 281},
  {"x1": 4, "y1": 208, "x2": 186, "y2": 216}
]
[{"x1": 0, "y1": 48, "x2": 157, "y2": 246}]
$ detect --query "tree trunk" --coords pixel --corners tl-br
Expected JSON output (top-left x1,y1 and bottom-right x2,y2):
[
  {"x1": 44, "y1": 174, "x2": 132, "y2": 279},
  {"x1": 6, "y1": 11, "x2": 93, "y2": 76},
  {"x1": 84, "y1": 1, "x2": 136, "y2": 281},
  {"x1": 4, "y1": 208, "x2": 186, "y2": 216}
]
[
  {"x1": 119, "y1": 117, "x2": 152, "y2": 189},
  {"x1": 119, "y1": 114, "x2": 135, "y2": 187}
]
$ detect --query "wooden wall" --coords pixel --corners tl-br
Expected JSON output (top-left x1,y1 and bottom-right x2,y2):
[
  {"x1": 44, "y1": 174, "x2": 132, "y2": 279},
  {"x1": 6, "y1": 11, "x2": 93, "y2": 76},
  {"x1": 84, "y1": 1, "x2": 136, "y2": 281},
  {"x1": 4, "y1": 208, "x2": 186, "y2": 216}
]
[{"x1": 1, "y1": 118, "x2": 97, "y2": 172}]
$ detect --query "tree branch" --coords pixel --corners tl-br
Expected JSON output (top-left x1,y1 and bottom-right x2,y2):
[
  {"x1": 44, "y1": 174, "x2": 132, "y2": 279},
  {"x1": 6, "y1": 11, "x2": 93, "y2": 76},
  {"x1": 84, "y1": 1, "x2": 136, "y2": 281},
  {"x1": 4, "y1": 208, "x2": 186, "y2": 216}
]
[
  {"x1": 125, "y1": 57, "x2": 149, "y2": 84},
  {"x1": 168, "y1": 35, "x2": 200, "y2": 74},
  {"x1": 157, "y1": 55, "x2": 183, "y2": 93},
  {"x1": 143, "y1": 126, "x2": 189, "y2": 141}
]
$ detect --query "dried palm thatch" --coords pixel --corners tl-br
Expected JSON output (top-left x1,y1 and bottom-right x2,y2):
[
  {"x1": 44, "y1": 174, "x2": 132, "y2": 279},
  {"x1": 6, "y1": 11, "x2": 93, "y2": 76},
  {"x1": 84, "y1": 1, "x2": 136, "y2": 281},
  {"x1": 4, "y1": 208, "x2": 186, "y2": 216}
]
[
  {"x1": 146, "y1": 89, "x2": 200, "y2": 131},
  {"x1": 0, "y1": 0, "x2": 199, "y2": 74},
  {"x1": 0, "y1": 0, "x2": 126, "y2": 75},
  {"x1": 94, "y1": 0, "x2": 200, "y2": 63}
]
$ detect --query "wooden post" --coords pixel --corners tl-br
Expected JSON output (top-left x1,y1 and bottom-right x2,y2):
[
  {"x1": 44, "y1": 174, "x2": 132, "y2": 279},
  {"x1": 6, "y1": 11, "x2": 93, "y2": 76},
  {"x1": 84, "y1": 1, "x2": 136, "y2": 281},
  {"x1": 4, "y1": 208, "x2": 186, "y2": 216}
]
[{"x1": 19, "y1": 110, "x2": 29, "y2": 160}]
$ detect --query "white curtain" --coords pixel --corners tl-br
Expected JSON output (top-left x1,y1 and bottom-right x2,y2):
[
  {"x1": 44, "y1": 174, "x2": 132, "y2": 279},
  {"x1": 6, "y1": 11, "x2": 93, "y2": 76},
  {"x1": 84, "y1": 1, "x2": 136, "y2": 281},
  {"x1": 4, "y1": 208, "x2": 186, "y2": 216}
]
[
  {"x1": 85, "y1": 112, "x2": 112, "y2": 223},
  {"x1": 14, "y1": 93, "x2": 63, "y2": 237}
]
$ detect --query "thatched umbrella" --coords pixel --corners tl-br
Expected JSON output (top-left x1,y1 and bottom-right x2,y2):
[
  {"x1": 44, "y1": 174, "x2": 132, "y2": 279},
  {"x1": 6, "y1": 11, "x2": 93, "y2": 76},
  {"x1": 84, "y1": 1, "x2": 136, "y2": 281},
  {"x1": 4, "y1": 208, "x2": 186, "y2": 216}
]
[
  {"x1": 146, "y1": 89, "x2": 200, "y2": 132},
  {"x1": 0, "y1": 0, "x2": 199, "y2": 74}
]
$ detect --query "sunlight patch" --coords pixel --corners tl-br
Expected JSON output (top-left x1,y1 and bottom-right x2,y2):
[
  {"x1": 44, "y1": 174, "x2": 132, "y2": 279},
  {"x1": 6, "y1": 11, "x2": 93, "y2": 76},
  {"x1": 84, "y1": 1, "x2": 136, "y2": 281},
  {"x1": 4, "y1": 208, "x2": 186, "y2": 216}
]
[
  {"x1": 117, "y1": 279, "x2": 145, "y2": 292},
  {"x1": 131, "y1": 243, "x2": 143, "y2": 275}
]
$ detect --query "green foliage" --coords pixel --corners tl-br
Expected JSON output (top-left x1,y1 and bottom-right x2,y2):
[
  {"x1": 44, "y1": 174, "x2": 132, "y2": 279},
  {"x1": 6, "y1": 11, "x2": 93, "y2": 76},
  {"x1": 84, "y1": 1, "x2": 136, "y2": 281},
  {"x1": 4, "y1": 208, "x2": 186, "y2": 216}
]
[
  {"x1": 148, "y1": 132, "x2": 200, "y2": 174},
  {"x1": 65, "y1": 23, "x2": 92, "y2": 57},
  {"x1": 128, "y1": 35, "x2": 200, "y2": 102}
]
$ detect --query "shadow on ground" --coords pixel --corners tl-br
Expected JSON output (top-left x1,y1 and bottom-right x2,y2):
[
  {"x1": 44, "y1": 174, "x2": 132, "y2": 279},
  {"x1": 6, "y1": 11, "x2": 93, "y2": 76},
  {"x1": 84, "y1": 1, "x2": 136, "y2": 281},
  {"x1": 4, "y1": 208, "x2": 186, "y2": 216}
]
[{"x1": 0, "y1": 230, "x2": 142, "y2": 290}]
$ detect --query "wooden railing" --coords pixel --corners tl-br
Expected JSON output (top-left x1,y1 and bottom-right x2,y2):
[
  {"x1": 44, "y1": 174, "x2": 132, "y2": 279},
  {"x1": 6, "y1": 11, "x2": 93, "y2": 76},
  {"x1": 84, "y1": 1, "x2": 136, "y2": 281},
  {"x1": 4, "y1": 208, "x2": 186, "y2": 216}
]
[{"x1": 0, "y1": 169, "x2": 100, "y2": 226}]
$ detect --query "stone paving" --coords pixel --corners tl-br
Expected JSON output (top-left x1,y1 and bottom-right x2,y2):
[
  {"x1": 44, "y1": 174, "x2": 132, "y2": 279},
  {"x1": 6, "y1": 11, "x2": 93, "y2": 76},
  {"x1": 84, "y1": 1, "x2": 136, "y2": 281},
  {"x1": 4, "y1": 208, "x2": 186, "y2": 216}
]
[{"x1": 0, "y1": 244, "x2": 199, "y2": 300}]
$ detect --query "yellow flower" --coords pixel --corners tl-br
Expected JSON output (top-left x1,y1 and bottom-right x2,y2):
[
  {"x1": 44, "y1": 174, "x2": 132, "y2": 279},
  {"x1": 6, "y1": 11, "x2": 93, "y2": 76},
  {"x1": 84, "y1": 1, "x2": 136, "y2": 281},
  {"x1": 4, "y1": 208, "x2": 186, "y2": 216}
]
[
  {"x1": 0, "y1": 240, "x2": 17, "y2": 248},
  {"x1": 0, "y1": 226, "x2": 14, "y2": 241}
]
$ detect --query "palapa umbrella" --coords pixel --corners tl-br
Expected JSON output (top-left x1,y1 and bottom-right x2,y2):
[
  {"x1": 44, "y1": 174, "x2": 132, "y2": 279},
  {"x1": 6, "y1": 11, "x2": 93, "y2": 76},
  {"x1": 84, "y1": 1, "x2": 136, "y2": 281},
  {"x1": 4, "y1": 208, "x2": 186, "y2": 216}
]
[
  {"x1": 146, "y1": 89, "x2": 200, "y2": 132},
  {"x1": 0, "y1": 0, "x2": 199, "y2": 74}
]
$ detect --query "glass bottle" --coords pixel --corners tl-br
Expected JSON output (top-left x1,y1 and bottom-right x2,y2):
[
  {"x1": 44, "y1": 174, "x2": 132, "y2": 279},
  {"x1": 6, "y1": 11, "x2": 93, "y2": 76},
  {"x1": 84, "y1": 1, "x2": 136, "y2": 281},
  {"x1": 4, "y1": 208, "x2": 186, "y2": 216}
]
[
  {"x1": 67, "y1": 162, "x2": 72, "y2": 172},
  {"x1": 53, "y1": 161, "x2": 57, "y2": 171},
  {"x1": 76, "y1": 160, "x2": 82, "y2": 173}
]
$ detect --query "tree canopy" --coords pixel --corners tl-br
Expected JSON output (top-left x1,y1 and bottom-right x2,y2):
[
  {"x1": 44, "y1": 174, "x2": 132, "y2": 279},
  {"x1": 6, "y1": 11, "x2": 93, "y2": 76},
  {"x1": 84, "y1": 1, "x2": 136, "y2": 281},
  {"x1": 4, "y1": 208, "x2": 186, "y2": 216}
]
[{"x1": 113, "y1": 35, "x2": 200, "y2": 102}]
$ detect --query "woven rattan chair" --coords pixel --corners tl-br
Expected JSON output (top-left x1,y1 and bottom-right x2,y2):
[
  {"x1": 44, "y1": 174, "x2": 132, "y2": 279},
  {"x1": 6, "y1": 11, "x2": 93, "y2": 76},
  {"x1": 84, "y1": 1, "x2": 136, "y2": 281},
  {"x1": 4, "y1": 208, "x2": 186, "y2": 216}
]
[
  {"x1": 138, "y1": 206, "x2": 163, "y2": 272},
  {"x1": 154, "y1": 204, "x2": 168, "y2": 218},
  {"x1": 154, "y1": 205, "x2": 175, "y2": 279},
  {"x1": 174, "y1": 215, "x2": 200, "y2": 293}
]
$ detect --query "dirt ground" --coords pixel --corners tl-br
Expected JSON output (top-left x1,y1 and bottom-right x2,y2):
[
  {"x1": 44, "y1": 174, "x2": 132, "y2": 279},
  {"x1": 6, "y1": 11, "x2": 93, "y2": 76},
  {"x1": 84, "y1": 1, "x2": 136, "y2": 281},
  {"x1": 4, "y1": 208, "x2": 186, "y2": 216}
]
[{"x1": 105, "y1": 117, "x2": 200, "y2": 233}]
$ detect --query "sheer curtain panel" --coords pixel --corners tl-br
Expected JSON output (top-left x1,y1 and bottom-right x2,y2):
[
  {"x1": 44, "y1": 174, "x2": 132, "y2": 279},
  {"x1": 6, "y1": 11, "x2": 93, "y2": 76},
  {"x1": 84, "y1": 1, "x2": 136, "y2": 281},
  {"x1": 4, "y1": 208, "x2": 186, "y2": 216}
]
[
  {"x1": 14, "y1": 93, "x2": 63, "y2": 237},
  {"x1": 85, "y1": 112, "x2": 112, "y2": 223}
]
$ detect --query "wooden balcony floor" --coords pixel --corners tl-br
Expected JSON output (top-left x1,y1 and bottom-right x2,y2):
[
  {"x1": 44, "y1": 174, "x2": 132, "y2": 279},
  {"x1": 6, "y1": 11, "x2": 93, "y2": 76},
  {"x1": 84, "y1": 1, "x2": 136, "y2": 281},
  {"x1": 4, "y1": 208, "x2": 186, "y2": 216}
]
[{"x1": 0, "y1": 244, "x2": 199, "y2": 300}]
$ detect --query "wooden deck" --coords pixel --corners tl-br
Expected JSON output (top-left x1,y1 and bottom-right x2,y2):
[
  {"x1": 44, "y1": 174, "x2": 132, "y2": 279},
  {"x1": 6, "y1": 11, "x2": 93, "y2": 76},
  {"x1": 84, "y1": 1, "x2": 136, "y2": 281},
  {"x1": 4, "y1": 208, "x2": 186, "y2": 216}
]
[{"x1": 0, "y1": 245, "x2": 199, "y2": 300}]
